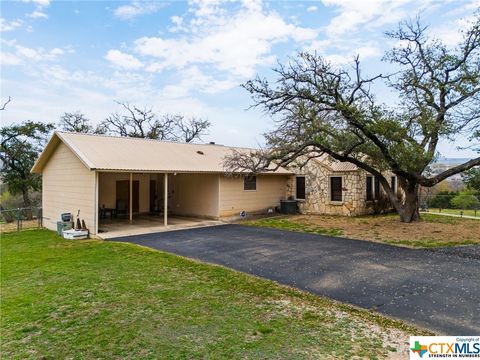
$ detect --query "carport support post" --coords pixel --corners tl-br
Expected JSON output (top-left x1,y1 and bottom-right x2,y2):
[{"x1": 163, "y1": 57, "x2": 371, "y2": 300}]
[
  {"x1": 129, "y1": 172, "x2": 133, "y2": 224},
  {"x1": 164, "y1": 173, "x2": 168, "y2": 226}
]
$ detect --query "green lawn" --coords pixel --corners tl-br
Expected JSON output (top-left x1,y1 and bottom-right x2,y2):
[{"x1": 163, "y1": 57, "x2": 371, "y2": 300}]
[
  {"x1": 243, "y1": 217, "x2": 344, "y2": 236},
  {"x1": 0, "y1": 230, "x2": 428, "y2": 359},
  {"x1": 242, "y1": 214, "x2": 480, "y2": 248},
  {"x1": 426, "y1": 208, "x2": 479, "y2": 217}
]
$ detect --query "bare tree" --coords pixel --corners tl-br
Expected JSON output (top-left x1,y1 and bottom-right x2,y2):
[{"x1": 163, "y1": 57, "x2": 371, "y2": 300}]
[
  {"x1": 1, "y1": 96, "x2": 11, "y2": 111},
  {"x1": 165, "y1": 114, "x2": 211, "y2": 143},
  {"x1": 225, "y1": 16, "x2": 480, "y2": 223},
  {"x1": 58, "y1": 111, "x2": 104, "y2": 134},
  {"x1": 99, "y1": 101, "x2": 210, "y2": 143}
]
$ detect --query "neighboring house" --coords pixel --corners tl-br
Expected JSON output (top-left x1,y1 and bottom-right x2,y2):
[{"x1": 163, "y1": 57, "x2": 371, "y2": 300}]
[
  {"x1": 31, "y1": 132, "x2": 292, "y2": 237},
  {"x1": 32, "y1": 132, "x2": 397, "y2": 237}
]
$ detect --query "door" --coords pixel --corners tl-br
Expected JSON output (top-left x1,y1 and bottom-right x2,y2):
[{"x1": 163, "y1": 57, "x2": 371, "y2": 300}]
[
  {"x1": 116, "y1": 180, "x2": 139, "y2": 213},
  {"x1": 150, "y1": 180, "x2": 157, "y2": 211}
]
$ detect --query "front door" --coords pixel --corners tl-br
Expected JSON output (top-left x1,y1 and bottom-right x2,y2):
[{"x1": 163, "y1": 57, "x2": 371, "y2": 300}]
[
  {"x1": 116, "y1": 180, "x2": 139, "y2": 214},
  {"x1": 150, "y1": 180, "x2": 157, "y2": 211}
]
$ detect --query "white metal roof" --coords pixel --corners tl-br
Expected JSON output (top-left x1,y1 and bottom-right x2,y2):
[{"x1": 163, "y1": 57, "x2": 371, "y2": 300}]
[{"x1": 31, "y1": 132, "x2": 293, "y2": 174}]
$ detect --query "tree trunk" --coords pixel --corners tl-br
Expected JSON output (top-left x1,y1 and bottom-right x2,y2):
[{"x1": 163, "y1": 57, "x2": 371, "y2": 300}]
[
  {"x1": 21, "y1": 187, "x2": 33, "y2": 220},
  {"x1": 397, "y1": 181, "x2": 420, "y2": 223}
]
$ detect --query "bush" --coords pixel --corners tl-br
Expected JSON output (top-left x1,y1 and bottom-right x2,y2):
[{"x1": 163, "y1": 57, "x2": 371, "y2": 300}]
[
  {"x1": 428, "y1": 191, "x2": 457, "y2": 208},
  {"x1": 450, "y1": 191, "x2": 480, "y2": 210}
]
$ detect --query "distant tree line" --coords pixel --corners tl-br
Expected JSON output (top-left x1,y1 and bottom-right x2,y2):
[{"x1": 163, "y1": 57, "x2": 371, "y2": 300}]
[{"x1": 425, "y1": 169, "x2": 480, "y2": 210}]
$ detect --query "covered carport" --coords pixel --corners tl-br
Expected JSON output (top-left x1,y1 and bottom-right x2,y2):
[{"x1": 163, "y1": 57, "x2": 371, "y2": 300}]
[{"x1": 97, "y1": 171, "x2": 222, "y2": 238}]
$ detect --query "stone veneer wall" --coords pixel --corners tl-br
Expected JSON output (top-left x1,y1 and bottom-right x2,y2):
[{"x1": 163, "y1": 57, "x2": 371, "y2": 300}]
[{"x1": 288, "y1": 160, "x2": 374, "y2": 216}]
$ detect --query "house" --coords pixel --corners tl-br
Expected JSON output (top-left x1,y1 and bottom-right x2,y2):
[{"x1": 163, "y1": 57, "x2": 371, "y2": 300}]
[
  {"x1": 31, "y1": 132, "x2": 292, "y2": 237},
  {"x1": 32, "y1": 132, "x2": 396, "y2": 238},
  {"x1": 288, "y1": 155, "x2": 398, "y2": 216}
]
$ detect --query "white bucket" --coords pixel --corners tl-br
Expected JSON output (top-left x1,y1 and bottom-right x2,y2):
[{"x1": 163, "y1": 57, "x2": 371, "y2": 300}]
[{"x1": 62, "y1": 229, "x2": 89, "y2": 240}]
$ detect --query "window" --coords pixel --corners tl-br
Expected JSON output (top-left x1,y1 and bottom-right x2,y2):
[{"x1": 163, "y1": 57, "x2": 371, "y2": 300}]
[
  {"x1": 330, "y1": 177, "x2": 342, "y2": 202},
  {"x1": 296, "y1": 176, "x2": 306, "y2": 200},
  {"x1": 391, "y1": 176, "x2": 396, "y2": 193},
  {"x1": 243, "y1": 176, "x2": 256, "y2": 191},
  {"x1": 366, "y1": 176, "x2": 373, "y2": 201},
  {"x1": 374, "y1": 176, "x2": 381, "y2": 200}
]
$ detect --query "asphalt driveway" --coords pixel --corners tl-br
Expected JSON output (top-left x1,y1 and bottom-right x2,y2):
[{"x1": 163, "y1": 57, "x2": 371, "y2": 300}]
[{"x1": 111, "y1": 224, "x2": 480, "y2": 334}]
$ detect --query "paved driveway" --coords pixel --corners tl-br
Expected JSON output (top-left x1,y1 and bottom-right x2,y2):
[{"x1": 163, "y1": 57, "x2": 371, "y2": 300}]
[{"x1": 111, "y1": 224, "x2": 480, "y2": 334}]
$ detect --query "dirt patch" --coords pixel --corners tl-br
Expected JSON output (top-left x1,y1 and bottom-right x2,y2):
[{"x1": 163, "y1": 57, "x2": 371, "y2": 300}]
[
  {"x1": 280, "y1": 214, "x2": 480, "y2": 247},
  {"x1": 0, "y1": 220, "x2": 40, "y2": 233}
]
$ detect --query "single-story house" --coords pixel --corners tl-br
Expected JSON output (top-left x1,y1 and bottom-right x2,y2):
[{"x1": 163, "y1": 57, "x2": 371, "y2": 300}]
[
  {"x1": 31, "y1": 132, "x2": 292, "y2": 237},
  {"x1": 32, "y1": 132, "x2": 397, "y2": 237}
]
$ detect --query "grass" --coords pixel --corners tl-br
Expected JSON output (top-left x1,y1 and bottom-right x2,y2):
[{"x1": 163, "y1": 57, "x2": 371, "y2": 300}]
[
  {"x1": 242, "y1": 214, "x2": 480, "y2": 248},
  {"x1": 427, "y1": 208, "x2": 479, "y2": 217},
  {"x1": 243, "y1": 217, "x2": 344, "y2": 236},
  {"x1": 1, "y1": 219, "x2": 40, "y2": 233},
  {"x1": 0, "y1": 230, "x2": 428, "y2": 359}
]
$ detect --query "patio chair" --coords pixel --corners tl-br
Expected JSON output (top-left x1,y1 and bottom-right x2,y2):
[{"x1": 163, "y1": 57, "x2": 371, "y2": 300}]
[{"x1": 116, "y1": 200, "x2": 128, "y2": 218}]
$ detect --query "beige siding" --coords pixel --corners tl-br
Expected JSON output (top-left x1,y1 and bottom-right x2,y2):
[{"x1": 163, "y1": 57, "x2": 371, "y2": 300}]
[
  {"x1": 98, "y1": 172, "x2": 156, "y2": 213},
  {"x1": 98, "y1": 172, "x2": 219, "y2": 219},
  {"x1": 219, "y1": 175, "x2": 289, "y2": 217},
  {"x1": 171, "y1": 173, "x2": 219, "y2": 218},
  {"x1": 42, "y1": 143, "x2": 96, "y2": 234}
]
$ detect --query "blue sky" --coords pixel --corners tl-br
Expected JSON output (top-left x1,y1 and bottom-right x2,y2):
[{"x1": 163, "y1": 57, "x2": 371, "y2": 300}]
[{"x1": 1, "y1": 0, "x2": 478, "y2": 158}]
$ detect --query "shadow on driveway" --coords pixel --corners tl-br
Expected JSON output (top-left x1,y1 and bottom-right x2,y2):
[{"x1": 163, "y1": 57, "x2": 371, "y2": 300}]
[{"x1": 111, "y1": 224, "x2": 480, "y2": 335}]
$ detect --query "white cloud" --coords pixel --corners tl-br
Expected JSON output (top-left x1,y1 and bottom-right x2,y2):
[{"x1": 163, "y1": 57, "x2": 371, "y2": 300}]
[
  {"x1": 168, "y1": 15, "x2": 186, "y2": 33},
  {"x1": 0, "y1": 52, "x2": 22, "y2": 65},
  {"x1": 113, "y1": 1, "x2": 165, "y2": 20},
  {"x1": 307, "y1": 6, "x2": 318, "y2": 12},
  {"x1": 105, "y1": 49, "x2": 144, "y2": 69},
  {"x1": 133, "y1": 1, "x2": 317, "y2": 79},
  {"x1": 161, "y1": 66, "x2": 238, "y2": 98},
  {"x1": 22, "y1": 0, "x2": 50, "y2": 7},
  {"x1": 0, "y1": 18, "x2": 23, "y2": 32},
  {"x1": 320, "y1": 0, "x2": 434, "y2": 36},
  {"x1": 27, "y1": 10, "x2": 48, "y2": 19},
  {"x1": 1, "y1": 41, "x2": 68, "y2": 65}
]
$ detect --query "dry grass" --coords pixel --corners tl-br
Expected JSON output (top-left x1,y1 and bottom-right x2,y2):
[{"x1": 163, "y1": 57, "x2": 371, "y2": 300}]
[
  {"x1": 245, "y1": 213, "x2": 480, "y2": 248},
  {"x1": 0, "y1": 219, "x2": 39, "y2": 233}
]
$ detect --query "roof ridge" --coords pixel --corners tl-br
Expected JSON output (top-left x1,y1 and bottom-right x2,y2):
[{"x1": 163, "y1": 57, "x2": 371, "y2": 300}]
[{"x1": 56, "y1": 131, "x2": 257, "y2": 151}]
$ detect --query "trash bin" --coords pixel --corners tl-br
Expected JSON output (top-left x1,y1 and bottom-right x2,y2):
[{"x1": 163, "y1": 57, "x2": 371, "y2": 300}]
[
  {"x1": 57, "y1": 221, "x2": 72, "y2": 236},
  {"x1": 280, "y1": 199, "x2": 297, "y2": 214}
]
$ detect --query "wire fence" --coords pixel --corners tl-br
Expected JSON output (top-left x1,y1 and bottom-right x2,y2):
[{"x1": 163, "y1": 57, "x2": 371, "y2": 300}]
[
  {"x1": 418, "y1": 193, "x2": 480, "y2": 217},
  {"x1": 0, "y1": 207, "x2": 43, "y2": 233}
]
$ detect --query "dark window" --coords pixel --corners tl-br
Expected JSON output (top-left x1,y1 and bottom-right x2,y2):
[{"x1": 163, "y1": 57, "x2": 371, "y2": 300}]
[
  {"x1": 374, "y1": 176, "x2": 381, "y2": 200},
  {"x1": 244, "y1": 176, "x2": 256, "y2": 191},
  {"x1": 391, "y1": 176, "x2": 396, "y2": 193},
  {"x1": 330, "y1": 177, "x2": 342, "y2": 202},
  {"x1": 296, "y1": 176, "x2": 306, "y2": 200},
  {"x1": 366, "y1": 176, "x2": 373, "y2": 201}
]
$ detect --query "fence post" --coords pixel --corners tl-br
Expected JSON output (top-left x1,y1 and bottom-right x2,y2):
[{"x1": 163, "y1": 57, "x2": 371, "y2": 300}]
[
  {"x1": 16, "y1": 208, "x2": 20, "y2": 232},
  {"x1": 38, "y1": 208, "x2": 42, "y2": 228}
]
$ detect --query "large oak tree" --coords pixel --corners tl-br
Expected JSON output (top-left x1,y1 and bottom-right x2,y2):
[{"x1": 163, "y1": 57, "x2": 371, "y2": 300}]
[
  {"x1": 0, "y1": 121, "x2": 54, "y2": 210},
  {"x1": 225, "y1": 17, "x2": 480, "y2": 222}
]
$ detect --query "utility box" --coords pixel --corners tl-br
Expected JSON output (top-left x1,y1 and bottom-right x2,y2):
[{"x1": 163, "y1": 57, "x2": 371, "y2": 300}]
[
  {"x1": 280, "y1": 200, "x2": 297, "y2": 214},
  {"x1": 56, "y1": 221, "x2": 72, "y2": 236}
]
